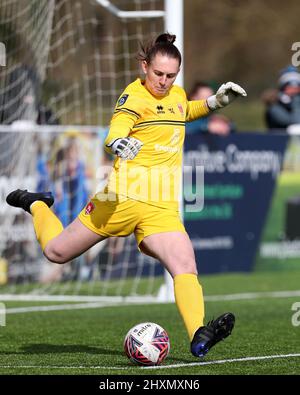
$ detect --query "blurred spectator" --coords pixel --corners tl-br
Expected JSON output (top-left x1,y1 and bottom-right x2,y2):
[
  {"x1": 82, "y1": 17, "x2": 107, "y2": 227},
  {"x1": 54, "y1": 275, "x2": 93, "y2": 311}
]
[
  {"x1": 37, "y1": 136, "x2": 90, "y2": 283},
  {"x1": 53, "y1": 138, "x2": 88, "y2": 227},
  {"x1": 207, "y1": 113, "x2": 234, "y2": 136},
  {"x1": 186, "y1": 81, "x2": 235, "y2": 136},
  {"x1": 0, "y1": 63, "x2": 59, "y2": 125},
  {"x1": 264, "y1": 65, "x2": 300, "y2": 130},
  {"x1": 189, "y1": 81, "x2": 214, "y2": 101},
  {"x1": 37, "y1": 103, "x2": 60, "y2": 125},
  {"x1": 0, "y1": 64, "x2": 40, "y2": 124},
  {"x1": 186, "y1": 82, "x2": 213, "y2": 134},
  {"x1": 37, "y1": 135, "x2": 89, "y2": 227}
]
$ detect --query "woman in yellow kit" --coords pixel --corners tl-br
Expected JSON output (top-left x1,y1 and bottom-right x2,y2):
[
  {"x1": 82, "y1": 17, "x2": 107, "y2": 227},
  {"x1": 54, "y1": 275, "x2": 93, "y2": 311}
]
[{"x1": 7, "y1": 33, "x2": 246, "y2": 358}]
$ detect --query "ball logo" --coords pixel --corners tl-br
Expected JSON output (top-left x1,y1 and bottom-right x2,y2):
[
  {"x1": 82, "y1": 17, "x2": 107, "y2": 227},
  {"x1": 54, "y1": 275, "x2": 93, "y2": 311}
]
[{"x1": 85, "y1": 201, "x2": 95, "y2": 215}]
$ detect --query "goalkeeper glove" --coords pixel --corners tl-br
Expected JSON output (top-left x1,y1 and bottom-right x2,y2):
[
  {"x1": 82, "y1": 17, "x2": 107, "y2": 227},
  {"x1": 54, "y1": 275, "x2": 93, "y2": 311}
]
[
  {"x1": 206, "y1": 82, "x2": 247, "y2": 111},
  {"x1": 106, "y1": 137, "x2": 143, "y2": 160}
]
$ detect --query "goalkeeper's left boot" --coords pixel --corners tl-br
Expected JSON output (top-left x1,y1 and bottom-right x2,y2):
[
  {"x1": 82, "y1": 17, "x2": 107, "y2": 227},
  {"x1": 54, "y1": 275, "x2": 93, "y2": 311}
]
[
  {"x1": 6, "y1": 189, "x2": 54, "y2": 214},
  {"x1": 191, "y1": 312, "x2": 235, "y2": 357}
]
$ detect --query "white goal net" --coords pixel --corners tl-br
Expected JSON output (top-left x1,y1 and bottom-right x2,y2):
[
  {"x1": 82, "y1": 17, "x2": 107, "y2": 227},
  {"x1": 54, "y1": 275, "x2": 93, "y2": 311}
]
[{"x1": 0, "y1": 0, "x2": 170, "y2": 302}]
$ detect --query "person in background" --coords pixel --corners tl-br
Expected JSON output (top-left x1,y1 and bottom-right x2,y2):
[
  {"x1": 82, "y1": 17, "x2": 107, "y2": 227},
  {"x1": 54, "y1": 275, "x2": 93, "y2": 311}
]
[
  {"x1": 265, "y1": 65, "x2": 300, "y2": 130},
  {"x1": 186, "y1": 81, "x2": 235, "y2": 135},
  {"x1": 52, "y1": 138, "x2": 88, "y2": 228}
]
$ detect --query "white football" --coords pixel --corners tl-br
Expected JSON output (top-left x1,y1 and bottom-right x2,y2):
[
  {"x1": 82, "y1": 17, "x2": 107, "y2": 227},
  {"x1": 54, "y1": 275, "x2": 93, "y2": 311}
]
[{"x1": 124, "y1": 322, "x2": 170, "y2": 366}]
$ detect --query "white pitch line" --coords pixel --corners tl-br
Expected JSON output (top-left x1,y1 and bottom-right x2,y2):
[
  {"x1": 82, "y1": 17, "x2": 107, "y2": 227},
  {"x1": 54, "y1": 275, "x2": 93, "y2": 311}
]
[
  {"x1": 1, "y1": 290, "x2": 300, "y2": 304},
  {"x1": 141, "y1": 353, "x2": 300, "y2": 370},
  {"x1": 5, "y1": 300, "x2": 162, "y2": 314},
  {"x1": 2, "y1": 289, "x2": 300, "y2": 315},
  {"x1": 205, "y1": 290, "x2": 300, "y2": 301},
  {"x1": 5, "y1": 302, "x2": 119, "y2": 314},
  {"x1": 0, "y1": 353, "x2": 299, "y2": 370},
  {"x1": 0, "y1": 294, "x2": 157, "y2": 303}
]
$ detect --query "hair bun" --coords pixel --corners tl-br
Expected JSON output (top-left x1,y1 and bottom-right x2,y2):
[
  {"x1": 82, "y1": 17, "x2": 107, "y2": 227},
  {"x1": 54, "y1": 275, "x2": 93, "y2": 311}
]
[
  {"x1": 138, "y1": 32, "x2": 181, "y2": 66},
  {"x1": 155, "y1": 33, "x2": 176, "y2": 45}
]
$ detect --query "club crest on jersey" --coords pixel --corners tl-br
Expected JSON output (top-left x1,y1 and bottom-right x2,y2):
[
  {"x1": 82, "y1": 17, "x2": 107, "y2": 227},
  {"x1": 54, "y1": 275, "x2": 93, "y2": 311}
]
[
  {"x1": 117, "y1": 94, "x2": 129, "y2": 107},
  {"x1": 177, "y1": 103, "x2": 184, "y2": 117},
  {"x1": 85, "y1": 201, "x2": 95, "y2": 215}
]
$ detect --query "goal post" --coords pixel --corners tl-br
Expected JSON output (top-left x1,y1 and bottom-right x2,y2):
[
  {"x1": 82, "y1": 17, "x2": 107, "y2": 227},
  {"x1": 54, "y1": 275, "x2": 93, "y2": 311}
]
[
  {"x1": 0, "y1": 0, "x2": 184, "y2": 303},
  {"x1": 93, "y1": 0, "x2": 184, "y2": 86}
]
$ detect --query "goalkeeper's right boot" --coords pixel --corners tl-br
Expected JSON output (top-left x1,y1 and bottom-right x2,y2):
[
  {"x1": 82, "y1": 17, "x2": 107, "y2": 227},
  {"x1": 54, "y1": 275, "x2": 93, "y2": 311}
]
[
  {"x1": 191, "y1": 312, "x2": 235, "y2": 358},
  {"x1": 6, "y1": 189, "x2": 54, "y2": 214}
]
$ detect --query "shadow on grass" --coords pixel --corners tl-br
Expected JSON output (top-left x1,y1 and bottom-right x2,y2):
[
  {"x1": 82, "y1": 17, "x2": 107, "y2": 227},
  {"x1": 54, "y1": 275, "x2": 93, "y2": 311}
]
[
  {"x1": 0, "y1": 344, "x2": 192, "y2": 365},
  {"x1": 26, "y1": 345, "x2": 191, "y2": 363}
]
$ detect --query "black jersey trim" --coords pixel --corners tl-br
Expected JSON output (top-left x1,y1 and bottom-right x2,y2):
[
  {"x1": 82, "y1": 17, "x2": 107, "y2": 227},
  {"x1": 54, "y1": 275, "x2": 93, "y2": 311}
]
[{"x1": 133, "y1": 119, "x2": 185, "y2": 128}]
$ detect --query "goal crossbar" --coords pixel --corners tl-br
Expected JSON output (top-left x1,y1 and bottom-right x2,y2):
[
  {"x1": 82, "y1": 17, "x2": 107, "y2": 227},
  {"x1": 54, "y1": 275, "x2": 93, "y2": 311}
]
[{"x1": 95, "y1": 0, "x2": 165, "y2": 19}]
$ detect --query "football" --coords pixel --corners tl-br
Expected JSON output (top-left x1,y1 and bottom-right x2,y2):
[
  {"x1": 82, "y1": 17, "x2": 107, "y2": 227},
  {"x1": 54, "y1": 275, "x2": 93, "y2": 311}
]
[{"x1": 124, "y1": 322, "x2": 170, "y2": 366}]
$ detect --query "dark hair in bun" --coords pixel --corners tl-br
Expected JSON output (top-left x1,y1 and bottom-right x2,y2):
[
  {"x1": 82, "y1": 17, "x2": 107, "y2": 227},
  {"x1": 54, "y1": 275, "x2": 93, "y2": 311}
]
[
  {"x1": 138, "y1": 32, "x2": 181, "y2": 66},
  {"x1": 155, "y1": 33, "x2": 176, "y2": 45}
]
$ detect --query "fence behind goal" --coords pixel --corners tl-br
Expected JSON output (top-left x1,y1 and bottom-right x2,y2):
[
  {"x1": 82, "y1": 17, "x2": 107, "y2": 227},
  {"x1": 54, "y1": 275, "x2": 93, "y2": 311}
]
[
  {"x1": 0, "y1": 124, "x2": 166, "y2": 301},
  {"x1": 0, "y1": 0, "x2": 169, "y2": 302}
]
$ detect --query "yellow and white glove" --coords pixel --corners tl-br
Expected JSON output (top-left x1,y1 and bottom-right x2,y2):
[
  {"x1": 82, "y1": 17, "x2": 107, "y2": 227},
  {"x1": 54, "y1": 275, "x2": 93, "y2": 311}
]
[
  {"x1": 207, "y1": 82, "x2": 247, "y2": 110},
  {"x1": 106, "y1": 137, "x2": 143, "y2": 160}
]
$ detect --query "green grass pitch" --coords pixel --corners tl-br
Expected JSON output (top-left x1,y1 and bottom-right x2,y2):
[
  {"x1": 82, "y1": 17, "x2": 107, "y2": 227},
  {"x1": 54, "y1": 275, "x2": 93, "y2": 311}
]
[{"x1": 0, "y1": 270, "x2": 299, "y2": 375}]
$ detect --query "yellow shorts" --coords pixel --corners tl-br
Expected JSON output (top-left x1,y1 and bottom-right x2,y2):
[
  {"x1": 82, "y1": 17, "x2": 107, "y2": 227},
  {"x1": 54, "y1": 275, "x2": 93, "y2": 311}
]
[{"x1": 78, "y1": 195, "x2": 186, "y2": 247}]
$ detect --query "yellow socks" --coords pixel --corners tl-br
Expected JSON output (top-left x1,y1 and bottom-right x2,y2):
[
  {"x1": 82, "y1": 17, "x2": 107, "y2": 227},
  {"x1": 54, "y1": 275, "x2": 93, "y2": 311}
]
[
  {"x1": 174, "y1": 273, "x2": 205, "y2": 341},
  {"x1": 30, "y1": 201, "x2": 64, "y2": 250}
]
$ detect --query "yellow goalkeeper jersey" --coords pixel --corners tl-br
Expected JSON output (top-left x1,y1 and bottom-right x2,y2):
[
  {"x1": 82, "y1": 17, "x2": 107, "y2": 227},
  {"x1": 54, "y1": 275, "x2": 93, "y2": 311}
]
[{"x1": 103, "y1": 78, "x2": 209, "y2": 211}]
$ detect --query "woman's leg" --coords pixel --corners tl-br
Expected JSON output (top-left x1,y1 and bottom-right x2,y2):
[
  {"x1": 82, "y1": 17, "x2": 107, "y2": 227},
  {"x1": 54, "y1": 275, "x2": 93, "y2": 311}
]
[
  {"x1": 140, "y1": 231, "x2": 204, "y2": 341},
  {"x1": 31, "y1": 201, "x2": 106, "y2": 264}
]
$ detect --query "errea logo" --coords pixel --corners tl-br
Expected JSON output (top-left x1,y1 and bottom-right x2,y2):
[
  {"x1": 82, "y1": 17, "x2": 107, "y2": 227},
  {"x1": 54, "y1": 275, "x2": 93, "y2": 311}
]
[
  {"x1": 156, "y1": 105, "x2": 165, "y2": 114},
  {"x1": 0, "y1": 42, "x2": 6, "y2": 66}
]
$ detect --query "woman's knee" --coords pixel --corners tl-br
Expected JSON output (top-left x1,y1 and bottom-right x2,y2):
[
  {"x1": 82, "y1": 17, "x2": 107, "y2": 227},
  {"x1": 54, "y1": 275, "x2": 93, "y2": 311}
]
[
  {"x1": 43, "y1": 243, "x2": 70, "y2": 264},
  {"x1": 167, "y1": 256, "x2": 198, "y2": 277}
]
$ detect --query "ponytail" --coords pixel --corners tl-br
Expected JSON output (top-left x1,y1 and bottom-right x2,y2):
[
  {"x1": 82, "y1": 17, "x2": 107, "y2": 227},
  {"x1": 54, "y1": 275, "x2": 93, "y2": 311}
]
[{"x1": 138, "y1": 32, "x2": 181, "y2": 66}]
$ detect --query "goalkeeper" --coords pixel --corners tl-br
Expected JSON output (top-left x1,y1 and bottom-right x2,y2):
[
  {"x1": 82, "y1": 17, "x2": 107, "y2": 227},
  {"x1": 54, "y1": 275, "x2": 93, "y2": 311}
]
[{"x1": 7, "y1": 33, "x2": 246, "y2": 358}]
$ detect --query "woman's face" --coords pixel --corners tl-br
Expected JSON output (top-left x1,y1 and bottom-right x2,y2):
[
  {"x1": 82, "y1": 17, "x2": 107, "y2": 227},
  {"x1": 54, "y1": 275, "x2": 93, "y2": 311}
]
[{"x1": 141, "y1": 53, "x2": 180, "y2": 97}]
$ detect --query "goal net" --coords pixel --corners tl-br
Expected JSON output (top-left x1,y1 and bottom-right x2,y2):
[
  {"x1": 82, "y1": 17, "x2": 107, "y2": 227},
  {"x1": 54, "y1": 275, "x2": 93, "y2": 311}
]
[{"x1": 0, "y1": 0, "x2": 170, "y2": 303}]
